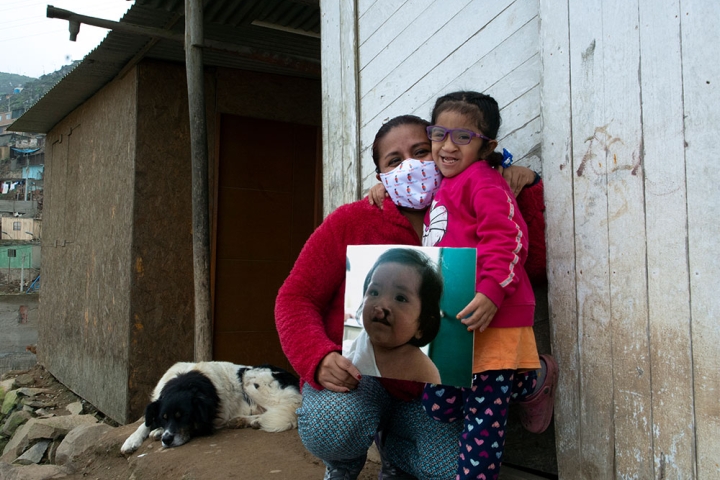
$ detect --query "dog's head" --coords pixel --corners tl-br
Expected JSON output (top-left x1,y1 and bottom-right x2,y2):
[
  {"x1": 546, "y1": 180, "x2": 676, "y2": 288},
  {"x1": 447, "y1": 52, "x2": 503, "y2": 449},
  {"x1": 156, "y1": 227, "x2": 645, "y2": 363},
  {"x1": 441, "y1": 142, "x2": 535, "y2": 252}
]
[{"x1": 144, "y1": 370, "x2": 219, "y2": 448}]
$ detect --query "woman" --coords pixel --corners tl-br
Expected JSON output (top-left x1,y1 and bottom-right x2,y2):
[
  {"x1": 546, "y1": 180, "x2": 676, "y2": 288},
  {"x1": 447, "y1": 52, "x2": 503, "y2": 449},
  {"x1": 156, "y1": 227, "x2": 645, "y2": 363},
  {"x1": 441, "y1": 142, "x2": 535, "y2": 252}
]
[{"x1": 274, "y1": 115, "x2": 544, "y2": 480}]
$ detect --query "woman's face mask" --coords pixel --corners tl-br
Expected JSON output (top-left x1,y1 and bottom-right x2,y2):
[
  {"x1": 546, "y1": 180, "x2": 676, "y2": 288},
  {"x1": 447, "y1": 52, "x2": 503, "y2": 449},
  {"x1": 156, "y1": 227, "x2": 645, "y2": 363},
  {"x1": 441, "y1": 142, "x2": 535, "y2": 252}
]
[{"x1": 379, "y1": 159, "x2": 441, "y2": 209}]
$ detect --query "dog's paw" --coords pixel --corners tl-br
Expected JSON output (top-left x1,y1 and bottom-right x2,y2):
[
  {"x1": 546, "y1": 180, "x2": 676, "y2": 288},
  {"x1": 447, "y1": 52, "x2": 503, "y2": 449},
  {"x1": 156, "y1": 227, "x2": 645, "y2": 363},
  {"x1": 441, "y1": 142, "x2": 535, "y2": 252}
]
[
  {"x1": 226, "y1": 416, "x2": 253, "y2": 429},
  {"x1": 121, "y1": 437, "x2": 142, "y2": 455},
  {"x1": 150, "y1": 428, "x2": 164, "y2": 441}
]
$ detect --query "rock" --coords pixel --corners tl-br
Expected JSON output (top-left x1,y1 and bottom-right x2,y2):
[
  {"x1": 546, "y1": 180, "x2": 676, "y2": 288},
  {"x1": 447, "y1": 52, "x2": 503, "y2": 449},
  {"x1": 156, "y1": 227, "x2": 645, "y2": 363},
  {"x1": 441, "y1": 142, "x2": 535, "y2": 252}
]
[
  {"x1": 27, "y1": 423, "x2": 63, "y2": 442},
  {"x1": 2, "y1": 415, "x2": 98, "y2": 460},
  {"x1": 1, "y1": 378, "x2": 16, "y2": 393},
  {"x1": 2, "y1": 390, "x2": 20, "y2": 415},
  {"x1": 46, "y1": 440, "x2": 60, "y2": 464},
  {"x1": 13, "y1": 440, "x2": 50, "y2": 465},
  {"x1": 64, "y1": 402, "x2": 82, "y2": 416},
  {"x1": 13, "y1": 375, "x2": 34, "y2": 387},
  {"x1": 54, "y1": 423, "x2": 113, "y2": 467},
  {"x1": 0, "y1": 461, "x2": 70, "y2": 480},
  {"x1": 33, "y1": 409, "x2": 54, "y2": 418},
  {"x1": 15, "y1": 389, "x2": 52, "y2": 398},
  {"x1": 1, "y1": 411, "x2": 32, "y2": 437},
  {"x1": 22, "y1": 400, "x2": 57, "y2": 409}
]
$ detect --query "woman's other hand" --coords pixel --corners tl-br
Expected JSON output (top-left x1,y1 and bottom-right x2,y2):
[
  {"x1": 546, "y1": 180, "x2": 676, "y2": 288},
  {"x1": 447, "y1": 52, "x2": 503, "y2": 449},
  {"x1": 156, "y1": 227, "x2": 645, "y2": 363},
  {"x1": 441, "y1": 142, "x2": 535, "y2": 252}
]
[
  {"x1": 498, "y1": 165, "x2": 536, "y2": 197},
  {"x1": 368, "y1": 183, "x2": 388, "y2": 209},
  {"x1": 316, "y1": 352, "x2": 362, "y2": 392},
  {"x1": 457, "y1": 292, "x2": 498, "y2": 333}
]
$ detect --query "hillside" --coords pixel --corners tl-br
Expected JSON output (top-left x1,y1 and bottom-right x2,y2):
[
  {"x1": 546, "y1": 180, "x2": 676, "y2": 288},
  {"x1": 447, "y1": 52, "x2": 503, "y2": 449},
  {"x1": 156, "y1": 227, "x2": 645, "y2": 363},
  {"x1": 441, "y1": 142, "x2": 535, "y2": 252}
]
[
  {"x1": 0, "y1": 63, "x2": 79, "y2": 113},
  {"x1": 0, "y1": 72, "x2": 35, "y2": 96}
]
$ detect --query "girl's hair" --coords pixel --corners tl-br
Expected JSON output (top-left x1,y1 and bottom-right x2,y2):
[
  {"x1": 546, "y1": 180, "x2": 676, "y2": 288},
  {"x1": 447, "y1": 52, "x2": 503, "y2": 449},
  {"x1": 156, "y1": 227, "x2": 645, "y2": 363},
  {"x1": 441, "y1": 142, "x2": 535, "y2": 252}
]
[
  {"x1": 431, "y1": 91, "x2": 503, "y2": 167},
  {"x1": 362, "y1": 248, "x2": 443, "y2": 347},
  {"x1": 372, "y1": 115, "x2": 431, "y2": 173}
]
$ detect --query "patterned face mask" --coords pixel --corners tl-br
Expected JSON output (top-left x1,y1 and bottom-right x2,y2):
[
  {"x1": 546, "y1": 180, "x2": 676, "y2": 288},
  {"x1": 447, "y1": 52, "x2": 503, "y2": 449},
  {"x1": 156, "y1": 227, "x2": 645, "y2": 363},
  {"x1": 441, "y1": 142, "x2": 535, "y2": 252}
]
[{"x1": 379, "y1": 159, "x2": 442, "y2": 209}]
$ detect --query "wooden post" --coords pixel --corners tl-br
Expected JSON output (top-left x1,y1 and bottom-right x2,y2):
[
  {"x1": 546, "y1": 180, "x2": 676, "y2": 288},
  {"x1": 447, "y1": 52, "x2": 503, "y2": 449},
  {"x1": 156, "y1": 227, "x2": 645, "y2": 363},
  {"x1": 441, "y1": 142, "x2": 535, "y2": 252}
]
[{"x1": 185, "y1": 0, "x2": 212, "y2": 362}]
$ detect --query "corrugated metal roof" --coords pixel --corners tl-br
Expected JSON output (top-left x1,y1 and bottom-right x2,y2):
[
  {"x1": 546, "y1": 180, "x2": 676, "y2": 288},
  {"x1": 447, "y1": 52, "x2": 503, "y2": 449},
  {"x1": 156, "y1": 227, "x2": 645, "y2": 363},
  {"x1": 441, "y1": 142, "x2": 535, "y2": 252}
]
[{"x1": 10, "y1": 0, "x2": 320, "y2": 134}]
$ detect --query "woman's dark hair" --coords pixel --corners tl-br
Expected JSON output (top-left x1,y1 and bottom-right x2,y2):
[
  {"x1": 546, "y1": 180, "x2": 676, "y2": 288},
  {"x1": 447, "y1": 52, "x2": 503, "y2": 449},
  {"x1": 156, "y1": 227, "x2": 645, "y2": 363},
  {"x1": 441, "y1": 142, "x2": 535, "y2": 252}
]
[
  {"x1": 362, "y1": 248, "x2": 443, "y2": 347},
  {"x1": 431, "y1": 91, "x2": 503, "y2": 167},
  {"x1": 372, "y1": 115, "x2": 431, "y2": 173}
]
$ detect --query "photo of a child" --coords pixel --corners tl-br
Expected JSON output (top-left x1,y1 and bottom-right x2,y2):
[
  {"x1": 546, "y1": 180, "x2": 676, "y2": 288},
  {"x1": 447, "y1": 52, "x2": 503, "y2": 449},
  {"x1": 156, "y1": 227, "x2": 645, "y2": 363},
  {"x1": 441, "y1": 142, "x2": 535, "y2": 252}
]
[{"x1": 343, "y1": 245, "x2": 475, "y2": 387}]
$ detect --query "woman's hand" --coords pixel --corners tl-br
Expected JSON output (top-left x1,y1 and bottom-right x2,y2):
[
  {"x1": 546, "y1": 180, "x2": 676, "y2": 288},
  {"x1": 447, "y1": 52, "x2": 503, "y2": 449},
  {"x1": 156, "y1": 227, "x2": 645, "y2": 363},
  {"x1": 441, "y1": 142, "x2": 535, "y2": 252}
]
[
  {"x1": 368, "y1": 183, "x2": 388, "y2": 209},
  {"x1": 457, "y1": 292, "x2": 498, "y2": 333},
  {"x1": 316, "y1": 352, "x2": 362, "y2": 393},
  {"x1": 498, "y1": 165, "x2": 536, "y2": 197}
]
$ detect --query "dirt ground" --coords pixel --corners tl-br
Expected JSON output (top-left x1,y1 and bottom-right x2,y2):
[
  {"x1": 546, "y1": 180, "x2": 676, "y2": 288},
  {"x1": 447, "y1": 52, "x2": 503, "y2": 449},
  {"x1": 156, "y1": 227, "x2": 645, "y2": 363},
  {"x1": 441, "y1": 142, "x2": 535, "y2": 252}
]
[
  {"x1": 3, "y1": 364, "x2": 382, "y2": 480},
  {"x1": 63, "y1": 422, "x2": 382, "y2": 480},
  {"x1": 4, "y1": 364, "x2": 552, "y2": 480}
]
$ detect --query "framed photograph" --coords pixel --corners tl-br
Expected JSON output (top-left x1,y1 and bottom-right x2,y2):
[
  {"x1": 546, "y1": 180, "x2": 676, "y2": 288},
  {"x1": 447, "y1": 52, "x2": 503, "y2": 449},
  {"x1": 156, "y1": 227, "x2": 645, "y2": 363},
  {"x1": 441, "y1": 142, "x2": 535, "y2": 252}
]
[{"x1": 343, "y1": 245, "x2": 476, "y2": 387}]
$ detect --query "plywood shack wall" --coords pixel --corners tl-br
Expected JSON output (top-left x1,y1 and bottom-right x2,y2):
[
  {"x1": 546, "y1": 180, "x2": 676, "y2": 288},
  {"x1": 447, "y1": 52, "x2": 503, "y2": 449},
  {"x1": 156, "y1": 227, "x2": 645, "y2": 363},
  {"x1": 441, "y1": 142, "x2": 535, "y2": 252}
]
[
  {"x1": 541, "y1": 0, "x2": 719, "y2": 478},
  {"x1": 40, "y1": 69, "x2": 137, "y2": 422}
]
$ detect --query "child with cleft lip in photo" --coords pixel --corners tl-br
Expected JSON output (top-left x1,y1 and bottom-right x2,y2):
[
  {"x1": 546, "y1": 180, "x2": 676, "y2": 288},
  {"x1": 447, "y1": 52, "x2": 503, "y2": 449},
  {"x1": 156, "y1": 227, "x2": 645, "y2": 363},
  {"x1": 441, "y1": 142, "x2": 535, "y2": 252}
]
[{"x1": 343, "y1": 247, "x2": 443, "y2": 384}]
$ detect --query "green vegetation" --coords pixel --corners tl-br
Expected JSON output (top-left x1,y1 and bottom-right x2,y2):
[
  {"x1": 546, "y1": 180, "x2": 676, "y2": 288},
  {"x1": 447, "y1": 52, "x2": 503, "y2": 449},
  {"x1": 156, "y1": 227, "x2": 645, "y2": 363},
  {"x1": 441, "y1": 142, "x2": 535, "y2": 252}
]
[
  {"x1": 0, "y1": 63, "x2": 79, "y2": 113},
  {"x1": 0, "y1": 73, "x2": 35, "y2": 96}
]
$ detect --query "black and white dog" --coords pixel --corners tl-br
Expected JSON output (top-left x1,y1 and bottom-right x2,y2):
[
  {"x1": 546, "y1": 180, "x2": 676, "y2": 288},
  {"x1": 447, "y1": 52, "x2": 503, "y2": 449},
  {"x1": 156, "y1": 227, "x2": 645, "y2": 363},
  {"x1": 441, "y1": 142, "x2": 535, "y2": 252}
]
[{"x1": 121, "y1": 361, "x2": 302, "y2": 454}]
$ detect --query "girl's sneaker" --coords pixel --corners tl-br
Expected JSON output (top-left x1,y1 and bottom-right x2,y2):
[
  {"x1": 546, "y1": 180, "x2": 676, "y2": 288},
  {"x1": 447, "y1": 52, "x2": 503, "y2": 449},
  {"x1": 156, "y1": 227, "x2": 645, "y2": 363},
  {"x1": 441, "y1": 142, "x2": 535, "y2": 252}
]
[
  {"x1": 323, "y1": 456, "x2": 365, "y2": 480},
  {"x1": 324, "y1": 466, "x2": 363, "y2": 480},
  {"x1": 517, "y1": 353, "x2": 558, "y2": 434}
]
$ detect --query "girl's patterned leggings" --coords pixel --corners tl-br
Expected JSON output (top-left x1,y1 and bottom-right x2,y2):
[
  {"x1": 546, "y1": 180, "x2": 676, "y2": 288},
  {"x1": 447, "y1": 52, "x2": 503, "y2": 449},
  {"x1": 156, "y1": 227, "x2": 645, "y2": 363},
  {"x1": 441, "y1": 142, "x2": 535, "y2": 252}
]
[{"x1": 423, "y1": 369, "x2": 537, "y2": 480}]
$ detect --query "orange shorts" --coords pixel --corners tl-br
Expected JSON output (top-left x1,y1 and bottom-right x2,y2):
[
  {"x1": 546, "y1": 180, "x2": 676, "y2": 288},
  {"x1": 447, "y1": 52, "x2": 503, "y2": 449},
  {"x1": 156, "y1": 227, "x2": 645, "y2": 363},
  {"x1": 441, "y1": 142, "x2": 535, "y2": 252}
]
[{"x1": 473, "y1": 326, "x2": 540, "y2": 373}]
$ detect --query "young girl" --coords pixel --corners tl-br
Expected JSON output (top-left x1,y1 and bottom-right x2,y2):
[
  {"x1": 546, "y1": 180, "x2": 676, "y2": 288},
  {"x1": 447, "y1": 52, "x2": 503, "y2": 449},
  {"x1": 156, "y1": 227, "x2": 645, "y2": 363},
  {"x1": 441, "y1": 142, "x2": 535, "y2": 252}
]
[
  {"x1": 344, "y1": 247, "x2": 443, "y2": 384},
  {"x1": 419, "y1": 91, "x2": 557, "y2": 479}
]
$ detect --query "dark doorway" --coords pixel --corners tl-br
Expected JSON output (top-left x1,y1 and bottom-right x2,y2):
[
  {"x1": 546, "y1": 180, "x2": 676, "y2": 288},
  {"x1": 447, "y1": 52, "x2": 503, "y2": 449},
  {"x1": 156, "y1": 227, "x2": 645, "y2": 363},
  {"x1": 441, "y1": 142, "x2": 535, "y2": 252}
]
[{"x1": 213, "y1": 114, "x2": 321, "y2": 370}]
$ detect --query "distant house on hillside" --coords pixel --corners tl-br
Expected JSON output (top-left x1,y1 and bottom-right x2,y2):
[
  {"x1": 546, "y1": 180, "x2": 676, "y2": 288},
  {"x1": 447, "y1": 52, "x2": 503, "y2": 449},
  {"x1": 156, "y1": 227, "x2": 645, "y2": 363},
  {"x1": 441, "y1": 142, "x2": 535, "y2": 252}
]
[{"x1": 0, "y1": 111, "x2": 14, "y2": 134}]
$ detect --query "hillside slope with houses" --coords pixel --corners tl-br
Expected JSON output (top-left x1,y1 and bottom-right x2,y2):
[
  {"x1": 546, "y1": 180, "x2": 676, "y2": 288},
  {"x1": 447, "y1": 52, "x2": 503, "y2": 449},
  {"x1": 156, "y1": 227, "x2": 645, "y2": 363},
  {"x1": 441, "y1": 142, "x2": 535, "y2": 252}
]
[{"x1": 0, "y1": 70, "x2": 46, "y2": 291}]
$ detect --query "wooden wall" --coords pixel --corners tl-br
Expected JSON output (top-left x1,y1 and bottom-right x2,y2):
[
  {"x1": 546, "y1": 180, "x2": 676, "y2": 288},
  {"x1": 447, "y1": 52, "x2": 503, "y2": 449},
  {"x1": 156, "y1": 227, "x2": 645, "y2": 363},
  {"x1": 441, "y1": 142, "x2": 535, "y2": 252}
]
[
  {"x1": 541, "y1": 0, "x2": 719, "y2": 478},
  {"x1": 322, "y1": 0, "x2": 542, "y2": 213},
  {"x1": 323, "y1": 0, "x2": 720, "y2": 477}
]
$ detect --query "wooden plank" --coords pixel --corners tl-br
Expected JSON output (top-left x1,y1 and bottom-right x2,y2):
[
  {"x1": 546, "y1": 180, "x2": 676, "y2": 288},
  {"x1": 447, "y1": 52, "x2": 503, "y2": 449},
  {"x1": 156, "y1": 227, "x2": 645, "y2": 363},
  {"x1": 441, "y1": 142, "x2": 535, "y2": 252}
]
[
  {"x1": 356, "y1": 0, "x2": 378, "y2": 18},
  {"x1": 357, "y1": 0, "x2": 404, "y2": 39},
  {"x1": 496, "y1": 84, "x2": 540, "y2": 144},
  {"x1": 405, "y1": 14, "x2": 539, "y2": 131},
  {"x1": 539, "y1": 0, "x2": 581, "y2": 476},
  {"x1": 639, "y1": 0, "x2": 696, "y2": 477},
  {"x1": 359, "y1": 2, "x2": 538, "y2": 154},
  {"x1": 486, "y1": 53, "x2": 541, "y2": 121},
  {"x1": 600, "y1": 0, "x2": 654, "y2": 476},
  {"x1": 360, "y1": 0, "x2": 503, "y2": 100},
  {"x1": 360, "y1": 0, "x2": 524, "y2": 126},
  {"x1": 567, "y1": 0, "x2": 615, "y2": 477},
  {"x1": 495, "y1": 116, "x2": 542, "y2": 174},
  {"x1": 358, "y1": 0, "x2": 435, "y2": 69},
  {"x1": 320, "y1": 0, "x2": 360, "y2": 213},
  {"x1": 681, "y1": 1, "x2": 720, "y2": 478}
]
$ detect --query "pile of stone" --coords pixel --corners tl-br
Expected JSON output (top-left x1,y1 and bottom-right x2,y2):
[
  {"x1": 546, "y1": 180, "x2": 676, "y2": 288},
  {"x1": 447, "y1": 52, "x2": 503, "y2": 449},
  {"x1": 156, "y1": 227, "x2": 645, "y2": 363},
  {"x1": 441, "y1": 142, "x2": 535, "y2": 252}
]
[{"x1": 0, "y1": 370, "x2": 115, "y2": 480}]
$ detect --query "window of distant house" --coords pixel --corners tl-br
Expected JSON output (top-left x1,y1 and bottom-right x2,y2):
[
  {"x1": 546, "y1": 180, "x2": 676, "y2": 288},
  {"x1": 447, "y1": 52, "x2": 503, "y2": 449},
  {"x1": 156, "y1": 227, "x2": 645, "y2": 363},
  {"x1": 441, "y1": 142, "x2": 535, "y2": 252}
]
[
  {"x1": 4, "y1": 114, "x2": 9, "y2": 120},
  {"x1": 13, "y1": 222, "x2": 20, "y2": 231}
]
